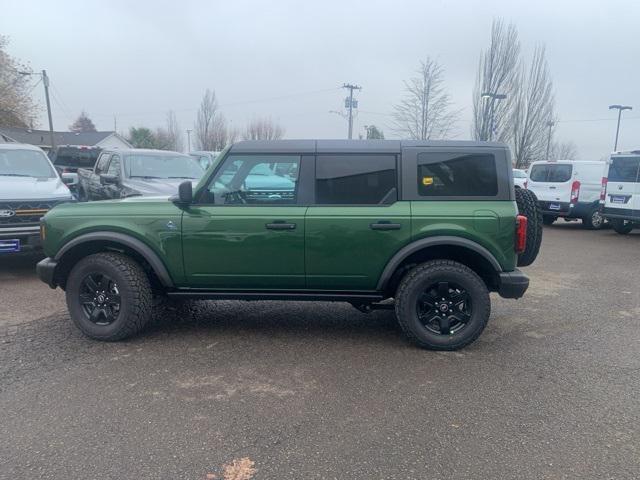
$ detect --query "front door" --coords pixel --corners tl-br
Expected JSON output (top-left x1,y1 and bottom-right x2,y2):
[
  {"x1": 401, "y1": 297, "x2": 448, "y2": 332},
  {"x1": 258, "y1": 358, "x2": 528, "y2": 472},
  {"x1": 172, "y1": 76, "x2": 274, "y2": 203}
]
[
  {"x1": 182, "y1": 153, "x2": 307, "y2": 289},
  {"x1": 305, "y1": 154, "x2": 411, "y2": 290}
]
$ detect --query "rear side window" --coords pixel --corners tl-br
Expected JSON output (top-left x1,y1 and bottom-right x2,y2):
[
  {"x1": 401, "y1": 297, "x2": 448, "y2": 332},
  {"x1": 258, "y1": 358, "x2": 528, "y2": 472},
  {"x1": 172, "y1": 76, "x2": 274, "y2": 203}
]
[
  {"x1": 417, "y1": 153, "x2": 497, "y2": 197},
  {"x1": 608, "y1": 157, "x2": 640, "y2": 183},
  {"x1": 316, "y1": 155, "x2": 397, "y2": 204},
  {"x1": 529, "y1": 164, "x2": 572, "y2": 182}
]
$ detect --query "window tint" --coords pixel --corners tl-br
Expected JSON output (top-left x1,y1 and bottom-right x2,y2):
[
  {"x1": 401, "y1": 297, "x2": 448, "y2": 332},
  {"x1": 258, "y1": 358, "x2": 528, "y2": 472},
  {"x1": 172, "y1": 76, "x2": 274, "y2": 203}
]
[
  {"x1": 529, "y1": 164, "x2": 572, "y2": 182},
  {"x1": 417, "y1": 153, "x2": 497, "y2": 197},
  {"x1": 94, "y1": 153, "x2": 111, "y2": 174},
  {"x1": 315, "y1": 155, "x2": 397, "y2": 204},
  {"x1": 106, "y1": 155, "x2": 120, "y2": 176},
  {"x1": 206, "y1": 154, "x2": 300, "y2": 205},
  {"x1": 608, "y1": 157, "x2": 640, "y2": 183}
]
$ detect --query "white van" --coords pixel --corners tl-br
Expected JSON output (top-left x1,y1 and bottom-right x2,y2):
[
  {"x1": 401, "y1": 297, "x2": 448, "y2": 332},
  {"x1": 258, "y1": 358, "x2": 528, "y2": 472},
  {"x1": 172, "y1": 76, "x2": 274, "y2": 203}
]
[
  {"x1": 527, "y1": 160, "x2": 607, "y2": 229},
  {"x1": 601, "y1": 152, "x2": 640, "y2": 234}
]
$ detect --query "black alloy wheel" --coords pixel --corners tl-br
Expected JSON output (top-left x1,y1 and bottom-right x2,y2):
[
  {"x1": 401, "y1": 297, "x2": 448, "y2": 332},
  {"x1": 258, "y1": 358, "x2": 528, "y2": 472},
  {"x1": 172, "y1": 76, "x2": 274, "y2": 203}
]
[
  {"x1": 79, "y1": 273, "x2": 121, "y2": 325},
  {"x1": 416, "y1": 281, "x2": 471, "y2": 336}
]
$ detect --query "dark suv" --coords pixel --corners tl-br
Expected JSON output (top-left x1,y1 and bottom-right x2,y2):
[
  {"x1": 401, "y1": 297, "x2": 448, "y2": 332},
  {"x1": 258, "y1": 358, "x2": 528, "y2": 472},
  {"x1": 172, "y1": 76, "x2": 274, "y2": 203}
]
[{"x1": 37, "y1": 140, "x2": 542, "y2": 350}]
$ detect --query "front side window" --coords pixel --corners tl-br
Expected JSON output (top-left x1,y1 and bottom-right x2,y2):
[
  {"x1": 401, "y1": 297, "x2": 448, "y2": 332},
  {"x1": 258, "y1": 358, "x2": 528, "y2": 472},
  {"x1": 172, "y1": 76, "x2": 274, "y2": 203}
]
[
  {"x1": 608, "y1": 157, "x2": 640, "y2": 183},
  {"x1": 95, "y1": 153, "x2": 111, "y2": 174},
  {"x1": 106, "y1": 155, "x2": 121, "y2": 176},
  {"x1": 0, "y1": 149, "x2": 56, "y2": 178},
  {"x1": 206, "y1": 154, "x2": 300, "y2": 205},
  {"x1": 124, "y1": 154, "x2": 204, "y2": 180},
  {"x1": 417, "y1": 153, "x2": 497, "y2": 197},
  {"x1": 315, "y1": 155, "x2": 397, "y2": 204}
]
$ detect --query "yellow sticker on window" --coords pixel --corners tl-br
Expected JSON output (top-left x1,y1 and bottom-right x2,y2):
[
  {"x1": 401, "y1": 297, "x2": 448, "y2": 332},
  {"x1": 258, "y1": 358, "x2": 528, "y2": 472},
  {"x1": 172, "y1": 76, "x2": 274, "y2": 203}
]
[{"x1": 422, "y1": 176, "x2": 434, "y2": 186}]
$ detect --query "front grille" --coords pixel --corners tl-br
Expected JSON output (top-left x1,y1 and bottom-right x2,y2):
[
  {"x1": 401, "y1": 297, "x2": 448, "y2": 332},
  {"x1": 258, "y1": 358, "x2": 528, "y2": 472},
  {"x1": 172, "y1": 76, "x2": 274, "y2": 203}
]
[{"x1": 0, "y1": 201, "x2": 62, "y2": 227}]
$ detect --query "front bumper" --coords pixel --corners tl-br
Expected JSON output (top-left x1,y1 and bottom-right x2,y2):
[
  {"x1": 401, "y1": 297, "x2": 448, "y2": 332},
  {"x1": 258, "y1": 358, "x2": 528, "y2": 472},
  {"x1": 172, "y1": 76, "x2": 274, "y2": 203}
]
[
  {"x1": 497, "y1": 269, "x2": 529, "y2": 299},
  {"x1": 36, "y1": 257, "x2": 58, "y2": 288}
]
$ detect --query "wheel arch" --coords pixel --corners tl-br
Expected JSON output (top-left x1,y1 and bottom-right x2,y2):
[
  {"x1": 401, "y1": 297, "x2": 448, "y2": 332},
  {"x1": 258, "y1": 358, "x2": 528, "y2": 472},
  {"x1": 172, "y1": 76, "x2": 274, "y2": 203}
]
[
  {"x1": 377, "y1": 236, "x2": 503, "y2": 296},
  {"x1": 53, "y1": 232, "x2": 174, "y2": 290}
]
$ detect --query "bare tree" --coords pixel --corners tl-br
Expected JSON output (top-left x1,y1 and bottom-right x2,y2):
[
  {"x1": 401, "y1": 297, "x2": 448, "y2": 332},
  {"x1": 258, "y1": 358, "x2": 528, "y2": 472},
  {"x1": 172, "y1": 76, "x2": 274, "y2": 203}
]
[
  {"x1": 194, "y1": 89, "x2": 237, "y2": 150},
  {"x1": 0, "y1": 36, "x2": 38, "y2": 127},
  {"x1": 69, "y1": 111, "x2": 97, "y2": 132},
  {"x1": 472, "y1": 19, "x2": 520, "y2": 142},
  {"x1": 157, "y1": 110, "x2": 184, "y2": 151},
  {"x1": 549, "y1": 140, "x2": 578, "y2": 160},
  {"x1": 393, "y1": 58, "x2": 458, "y2": 140},
  {"x1": 511, "y1": 47, "x2": 555, "y2": 168},
  {"x1": 242, "y1": 117, "x2": 285, "y2": 140}
]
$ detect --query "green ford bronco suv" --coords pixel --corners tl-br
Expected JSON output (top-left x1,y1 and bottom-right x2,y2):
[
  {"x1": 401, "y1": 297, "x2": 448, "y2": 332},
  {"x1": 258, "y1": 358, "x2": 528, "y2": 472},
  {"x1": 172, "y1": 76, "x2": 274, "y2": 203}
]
[{"x1": 37, "y1": 140, "x2": 542, "y2": 350}]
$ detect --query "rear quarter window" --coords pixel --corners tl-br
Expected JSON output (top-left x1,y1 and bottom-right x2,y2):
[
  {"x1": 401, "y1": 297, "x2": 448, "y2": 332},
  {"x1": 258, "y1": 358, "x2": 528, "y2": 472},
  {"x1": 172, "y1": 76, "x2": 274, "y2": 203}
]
[
  {"x1": 608, "y1": 157, "x2": 640, "y2": 183},
  {"x1": 417, "y1": 153, "x2": 497, "y2": 197}
]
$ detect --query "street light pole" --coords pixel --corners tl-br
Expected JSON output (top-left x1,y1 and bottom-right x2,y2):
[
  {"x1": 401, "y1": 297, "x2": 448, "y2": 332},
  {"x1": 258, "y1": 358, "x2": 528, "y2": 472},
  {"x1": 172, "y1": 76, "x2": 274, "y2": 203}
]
[
  {"x1": 545, "y1": 120, "x2": 554, "y2": 159},
  {"x1": 481, "y1": 92, "x2": 507, "y2": 141},
  {"x1": 609, "y1": 104, "x2": 632, "y2": 151},
  {"x1": 186, "y1": 129, "x2": 192, "y2": 153}
]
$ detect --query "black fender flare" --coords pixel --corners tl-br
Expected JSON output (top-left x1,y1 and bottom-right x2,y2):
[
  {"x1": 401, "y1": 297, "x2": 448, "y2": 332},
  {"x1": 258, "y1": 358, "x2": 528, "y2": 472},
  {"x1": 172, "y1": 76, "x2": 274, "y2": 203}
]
[
  {"x1": 54, "y1": 232, "x2": 174, "y2": 287},
  {"x1": 376, "y1": 236, "x2": 503, "y2": 291}
]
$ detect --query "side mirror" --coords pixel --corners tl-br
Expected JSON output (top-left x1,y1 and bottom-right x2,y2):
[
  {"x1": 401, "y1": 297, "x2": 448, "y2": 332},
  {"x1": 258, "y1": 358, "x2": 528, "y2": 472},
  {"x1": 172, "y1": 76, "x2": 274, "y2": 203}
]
[
  {"x1": 61, "y1": 173, "x2": 76, "y2": 185},
  {"x1": 178, "y1": 180, "x2": 193, "y2": 204},
  {"x1": 100, "y1": 174, "x2": 118, "y2": 185}
]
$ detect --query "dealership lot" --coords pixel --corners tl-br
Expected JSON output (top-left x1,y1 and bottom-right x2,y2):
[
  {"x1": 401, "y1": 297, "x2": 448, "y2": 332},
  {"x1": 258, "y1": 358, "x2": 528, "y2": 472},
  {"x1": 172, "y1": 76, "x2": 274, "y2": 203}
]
[{"x1": 1, "y1": 224, "x2": 639, "y2": 479}]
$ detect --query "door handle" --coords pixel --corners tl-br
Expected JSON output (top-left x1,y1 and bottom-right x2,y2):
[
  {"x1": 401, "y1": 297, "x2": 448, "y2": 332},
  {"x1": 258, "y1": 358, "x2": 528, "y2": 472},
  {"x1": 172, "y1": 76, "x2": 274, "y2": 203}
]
[
  {"x1": 265, "y1": 222, "x2": 296, "y2": 230},
  {"x1": 549, "y1": 186, "x2": 556, "y2": 189},
  {"x1": 369, "y1": 222, "x2": 402, "y2": 231}
]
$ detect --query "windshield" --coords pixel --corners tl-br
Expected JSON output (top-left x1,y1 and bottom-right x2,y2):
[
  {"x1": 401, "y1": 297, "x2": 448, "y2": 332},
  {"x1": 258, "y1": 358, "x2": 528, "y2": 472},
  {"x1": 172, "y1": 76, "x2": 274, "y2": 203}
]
[
  {"x1": 124, "y1": 153, "x2": 204, "y2": 179},
  {"x1": 0, "y1": 149, "x2": 56, "y2": 178}
]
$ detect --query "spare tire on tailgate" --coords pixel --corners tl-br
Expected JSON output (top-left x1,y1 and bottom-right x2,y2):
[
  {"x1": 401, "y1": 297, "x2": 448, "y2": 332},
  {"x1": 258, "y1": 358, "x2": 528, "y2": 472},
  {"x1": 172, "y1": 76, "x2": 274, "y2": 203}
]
[{"x1": 515, "y1": 188, "x2": 543, "y2": 267}]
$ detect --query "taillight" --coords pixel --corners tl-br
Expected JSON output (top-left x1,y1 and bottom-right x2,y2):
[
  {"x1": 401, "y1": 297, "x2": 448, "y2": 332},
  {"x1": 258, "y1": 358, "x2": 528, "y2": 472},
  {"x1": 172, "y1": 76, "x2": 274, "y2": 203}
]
[
  {"x1": 599, "y1": 177, "x2": 608, "y2": 203},
  {"x1": 515, "y1": 215, "x2": 527, "y2": 253},
  {"x1": 570, "y1": 180, "x2": 580, "y2": 205}
]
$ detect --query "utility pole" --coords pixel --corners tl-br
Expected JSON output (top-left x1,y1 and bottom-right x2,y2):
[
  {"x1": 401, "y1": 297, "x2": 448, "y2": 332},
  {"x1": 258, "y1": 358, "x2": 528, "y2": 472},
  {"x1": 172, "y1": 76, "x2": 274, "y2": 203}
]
[
  {"x1": 342, "y1": 83, "x2": 361, "y2": 139},
  {"x1": 20, "y1": 69, "x2": 55, "y2": 149},
  {"x1": 545, "y1": 120, "x2": 554, "y2": 159},
  {"x1": 186, "y1": 129, "x2": 192, "y2": 153},
  {"x1": 608, "y1": 104, "x2": 632, "y2": 151}
]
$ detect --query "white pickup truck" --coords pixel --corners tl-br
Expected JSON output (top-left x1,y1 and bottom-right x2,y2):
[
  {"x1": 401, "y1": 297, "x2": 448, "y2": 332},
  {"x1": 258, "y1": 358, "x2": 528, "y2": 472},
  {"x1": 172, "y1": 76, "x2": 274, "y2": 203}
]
[{"x1": 0, "y1": 143, "x2": 75, "y2": 254}]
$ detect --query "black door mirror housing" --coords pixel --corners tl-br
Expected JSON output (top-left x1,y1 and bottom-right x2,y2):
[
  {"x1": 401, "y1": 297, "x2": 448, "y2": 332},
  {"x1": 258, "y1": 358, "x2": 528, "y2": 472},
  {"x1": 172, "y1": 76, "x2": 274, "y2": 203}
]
[
  {"x1": 177, "y1": 180, "x2": 193, "y2": 205},
  {"x1": 100, "y1": 174, "x2": 118, "y2": 185}
]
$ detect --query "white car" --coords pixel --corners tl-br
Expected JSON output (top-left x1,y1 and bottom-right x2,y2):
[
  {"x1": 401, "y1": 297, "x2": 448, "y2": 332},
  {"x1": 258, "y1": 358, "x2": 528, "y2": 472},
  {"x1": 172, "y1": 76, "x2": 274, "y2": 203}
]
[
  {"x1": 601, "y1": 151, "x2": 640, "y2": 234},
  {"x1": 527, "y1": 160, "x2": 607, "y2": 229},
  {"x1": 0, "y1": 143, "x2": 75, "y2": 253},
  {"x1": 513, "y1": 169, "x2": 527, "y2": 189}
]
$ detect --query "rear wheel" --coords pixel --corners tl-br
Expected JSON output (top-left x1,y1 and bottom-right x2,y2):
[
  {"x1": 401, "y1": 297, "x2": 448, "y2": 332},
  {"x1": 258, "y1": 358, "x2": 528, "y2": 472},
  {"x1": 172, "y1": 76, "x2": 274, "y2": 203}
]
[
  {"x1": 66, "y1": 252, "x2": 152, "y2": 341},
  {"x1": 395, "y1": 260, "x2": 490, "y2": 351},
  {"x1": 582, "y1": 208, "x2": 605, "y2": 230},
  {"x1": 611, "y1": 219, "x2": 634, "y2": 235},
  {"x1": 542, "y1": 215, "x2": 556, "y2": 225},
  {"x1": 515, "y1": 188, "x2": 543, "y2": 267}
]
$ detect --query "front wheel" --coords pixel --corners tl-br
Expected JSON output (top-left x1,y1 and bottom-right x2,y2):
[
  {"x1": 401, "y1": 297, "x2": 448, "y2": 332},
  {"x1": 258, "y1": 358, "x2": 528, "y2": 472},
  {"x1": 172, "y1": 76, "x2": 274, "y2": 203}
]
[
  {"x1": 582, "y1": 209, "x2": 605, "y2": 230},
  {"x1": 395, "y1": 260, "x2": 490, "y2": 350},
  {"x1": 66, "y1": 252, "x2": 152, "y2": 341},
  {"x1": 611, "y1": 219, "x2": 634, "y2": 235}
]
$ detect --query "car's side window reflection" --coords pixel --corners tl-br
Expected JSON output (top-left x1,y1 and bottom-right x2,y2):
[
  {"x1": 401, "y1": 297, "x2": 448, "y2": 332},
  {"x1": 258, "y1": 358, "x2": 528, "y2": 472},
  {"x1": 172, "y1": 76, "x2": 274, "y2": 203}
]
[{"x1": 205, "y1": 155, "x2": 300, "y2": 205}]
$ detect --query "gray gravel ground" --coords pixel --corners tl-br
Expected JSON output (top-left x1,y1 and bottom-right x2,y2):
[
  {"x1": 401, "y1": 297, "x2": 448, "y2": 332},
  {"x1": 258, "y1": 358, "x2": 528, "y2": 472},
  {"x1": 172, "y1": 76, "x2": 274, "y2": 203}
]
[{"x1": 0, "y1": 222, "x2": 639, "y2": 479}]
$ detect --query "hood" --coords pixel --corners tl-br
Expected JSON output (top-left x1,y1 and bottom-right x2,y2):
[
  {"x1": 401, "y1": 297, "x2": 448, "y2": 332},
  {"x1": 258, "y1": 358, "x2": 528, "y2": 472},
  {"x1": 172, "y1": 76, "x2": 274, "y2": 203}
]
[
  {"x1": 123, "y1": 178, "x2": 198, "y2": 196},
  {"x1": 0, "y1": 176, "x2": 73, "y2": 200}
]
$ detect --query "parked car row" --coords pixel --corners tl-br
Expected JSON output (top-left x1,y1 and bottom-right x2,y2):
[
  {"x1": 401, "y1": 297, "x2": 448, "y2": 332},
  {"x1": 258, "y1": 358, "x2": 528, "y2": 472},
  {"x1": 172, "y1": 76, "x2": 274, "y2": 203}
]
[{"x1": 514, "y1": 151, "x2": 640, "y2": 234}]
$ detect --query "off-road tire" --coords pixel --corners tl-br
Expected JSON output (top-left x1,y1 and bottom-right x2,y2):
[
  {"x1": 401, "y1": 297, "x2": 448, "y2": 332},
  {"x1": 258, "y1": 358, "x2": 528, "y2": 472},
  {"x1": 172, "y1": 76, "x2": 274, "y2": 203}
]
[
  {"x1": 542, "y1": 215, "x2": 556, "y2": 225},
  {"x1": 515, "y1": 188, "x2": 543, "y2": 267},
  {"x1": 66, "y1": 252, "x2": 152, "y2": 341},
  {"x1": 611, "y1": 219, "x2": 634, "y2": 235},
  {"x1": 395, "y1": 260, "x2": 491, "y2": 351},
  {"x1": 582, "y1": 208, "x2": 605, "y2": 230}
]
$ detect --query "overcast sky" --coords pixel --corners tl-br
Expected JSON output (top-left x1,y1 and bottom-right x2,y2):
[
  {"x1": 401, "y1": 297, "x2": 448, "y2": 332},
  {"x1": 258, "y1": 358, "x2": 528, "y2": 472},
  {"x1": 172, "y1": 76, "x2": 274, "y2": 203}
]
[{"x1": 2, "y1": 0, "x2": 639, "y2": 158}]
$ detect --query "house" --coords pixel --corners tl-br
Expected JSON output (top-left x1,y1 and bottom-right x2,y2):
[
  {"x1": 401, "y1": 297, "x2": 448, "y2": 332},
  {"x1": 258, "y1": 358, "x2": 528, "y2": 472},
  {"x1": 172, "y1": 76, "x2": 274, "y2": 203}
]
[{"x1": 0, "y1": 127, "x2": 132, "y2": 151}]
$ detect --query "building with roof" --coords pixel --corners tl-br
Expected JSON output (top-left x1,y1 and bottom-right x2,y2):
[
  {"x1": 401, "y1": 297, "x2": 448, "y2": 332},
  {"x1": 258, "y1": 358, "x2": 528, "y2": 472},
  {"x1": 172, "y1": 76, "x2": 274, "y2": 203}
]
[{"x1": 0, "y1": 127, "x2": 132, "y2": 151}]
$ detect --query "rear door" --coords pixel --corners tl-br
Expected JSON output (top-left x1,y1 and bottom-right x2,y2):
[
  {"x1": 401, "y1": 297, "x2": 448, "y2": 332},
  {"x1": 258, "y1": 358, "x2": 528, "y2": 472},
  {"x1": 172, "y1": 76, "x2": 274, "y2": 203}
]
[
  {"x1": 305, "y1": 154, "x2": 411, "y2": 290},
  {"x1": 605, "y1": 155, "x2": 640, "y2": 218},
  {"x1": 527, "y1": 162, "x2": 573, "y2": 212}
]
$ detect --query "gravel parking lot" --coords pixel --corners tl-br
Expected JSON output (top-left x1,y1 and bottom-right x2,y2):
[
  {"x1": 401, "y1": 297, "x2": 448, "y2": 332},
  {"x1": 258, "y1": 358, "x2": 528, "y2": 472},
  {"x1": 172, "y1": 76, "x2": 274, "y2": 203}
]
[{"x1": 1, "y1": 223, "x2": 639, "y2": 479}]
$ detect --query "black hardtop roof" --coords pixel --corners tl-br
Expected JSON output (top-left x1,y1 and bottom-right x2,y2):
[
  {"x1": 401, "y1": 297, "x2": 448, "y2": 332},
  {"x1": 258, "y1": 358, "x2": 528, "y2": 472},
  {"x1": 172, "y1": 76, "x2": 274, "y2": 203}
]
[{"x1": 229, "y1": 139, "x2": 508, "y2": 155}]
